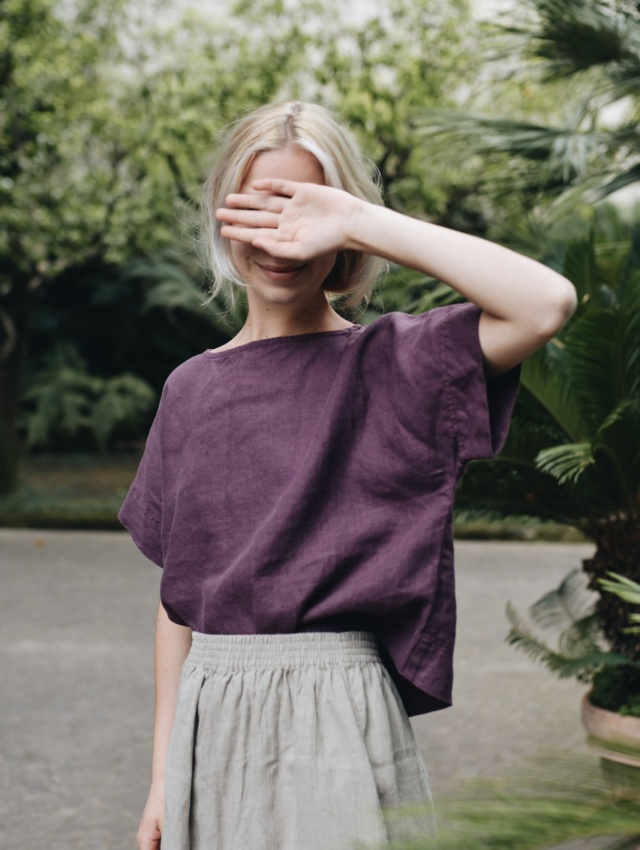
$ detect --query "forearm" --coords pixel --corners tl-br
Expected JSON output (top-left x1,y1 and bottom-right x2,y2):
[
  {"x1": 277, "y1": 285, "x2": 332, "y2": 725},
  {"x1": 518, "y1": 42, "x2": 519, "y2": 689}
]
[
  {"x1": 150, "y1": 601, "x2": 192, "y2": 788},
  {"x1": 347, "y1": 202, "x2": 576, "y2": 332}
]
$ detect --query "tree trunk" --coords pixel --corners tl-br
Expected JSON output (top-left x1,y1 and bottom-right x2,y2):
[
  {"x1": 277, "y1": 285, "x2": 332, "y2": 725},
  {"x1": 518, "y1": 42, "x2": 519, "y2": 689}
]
[
  {"x1": 583, "y1": 519, "x2": 640, "y2": 661},
  {"x1": 0, "y1": 275, "x2": 35, "y2": 495},
  {"x1": 0, "y1": 355, "x2": 22, "y2": 494}
]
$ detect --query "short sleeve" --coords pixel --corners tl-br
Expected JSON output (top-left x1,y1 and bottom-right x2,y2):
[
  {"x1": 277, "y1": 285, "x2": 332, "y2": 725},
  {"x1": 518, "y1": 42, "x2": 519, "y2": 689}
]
[
  {"x1": 441, "y1": 301, "x2": 521, "y2": 465},
  {"x1": 117, "y1": 384, "x2": 166, "y2": 568}
]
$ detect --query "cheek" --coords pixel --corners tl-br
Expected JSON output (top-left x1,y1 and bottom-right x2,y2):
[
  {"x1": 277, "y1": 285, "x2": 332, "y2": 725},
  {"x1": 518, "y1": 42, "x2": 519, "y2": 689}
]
[{"x1": 229, "y1": 241, "x2": 251, "y2": 270}]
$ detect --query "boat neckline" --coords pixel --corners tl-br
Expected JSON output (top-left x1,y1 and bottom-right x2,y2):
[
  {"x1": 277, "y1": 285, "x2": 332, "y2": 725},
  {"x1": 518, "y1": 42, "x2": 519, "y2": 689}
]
[{"x1": 202, "y1": 325, "x2": 364, "y2": 359}]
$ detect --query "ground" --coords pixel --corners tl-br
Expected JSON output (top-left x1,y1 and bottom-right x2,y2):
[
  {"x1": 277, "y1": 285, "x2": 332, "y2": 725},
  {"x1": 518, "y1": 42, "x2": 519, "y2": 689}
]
[{"x1": 0, "y1": 531, "x2": 591, "y2": 849}]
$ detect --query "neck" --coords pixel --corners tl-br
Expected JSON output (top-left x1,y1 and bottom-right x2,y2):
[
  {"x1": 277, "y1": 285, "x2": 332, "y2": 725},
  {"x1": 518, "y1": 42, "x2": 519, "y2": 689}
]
[{"x1": 238, "y1": 291, "x2": 353, "y2": 342}]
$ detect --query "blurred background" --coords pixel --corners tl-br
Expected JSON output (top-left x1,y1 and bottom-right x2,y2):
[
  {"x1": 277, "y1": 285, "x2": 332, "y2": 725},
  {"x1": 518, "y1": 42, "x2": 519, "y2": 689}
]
[
  {"x1": 1, "y1": 1, "x2": 640, "y2": 847},
  {"x1": 2, "y1": 0, "x2": 638, "y2": 535}
]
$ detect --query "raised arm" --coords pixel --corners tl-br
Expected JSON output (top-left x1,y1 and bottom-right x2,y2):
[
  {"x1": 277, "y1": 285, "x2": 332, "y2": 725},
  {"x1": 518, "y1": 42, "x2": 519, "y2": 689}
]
[
  {"x1": 137, "y1": 602, "x2": 192, "y2": 850},
  {"x1": 216, "y1": 180, "x2": 577, "y2": 378}
]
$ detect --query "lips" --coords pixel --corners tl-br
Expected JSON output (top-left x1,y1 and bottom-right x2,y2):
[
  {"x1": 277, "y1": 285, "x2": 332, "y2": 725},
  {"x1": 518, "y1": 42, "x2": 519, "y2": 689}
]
[
  {"x1": 259, "y1": 264, "x2": 305, "y2": 273},
  {"x1": 257, "y1": 263, "x2": 307, "y2": 282}
]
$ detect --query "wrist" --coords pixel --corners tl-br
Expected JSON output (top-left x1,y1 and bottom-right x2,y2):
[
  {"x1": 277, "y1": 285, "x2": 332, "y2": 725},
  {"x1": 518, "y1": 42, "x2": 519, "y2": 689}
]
[
  {"x1": 344, "y1": 200, "x2": 387, "y2": 254},
  {"x1": 149, "y1": 774, "x2": 166, "y2": 795},
  {"x1": 342, "y1": 196, "x2": 370, "y2": 252}
]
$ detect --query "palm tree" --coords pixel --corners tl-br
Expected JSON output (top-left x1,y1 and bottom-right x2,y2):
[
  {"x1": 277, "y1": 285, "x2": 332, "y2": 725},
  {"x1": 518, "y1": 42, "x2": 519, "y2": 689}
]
[
  {"x1": 452, "y1": 207, "x2": 640, "y2": 708},
  {"x1": 417, "y1": 0, "x2": 640, "y2": 205}
]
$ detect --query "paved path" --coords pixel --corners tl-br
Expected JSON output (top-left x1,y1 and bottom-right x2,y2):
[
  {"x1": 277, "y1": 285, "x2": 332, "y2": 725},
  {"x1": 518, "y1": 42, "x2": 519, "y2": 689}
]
[{"x1": 0, "y1": 530, "x2": 593, "y2": 849}]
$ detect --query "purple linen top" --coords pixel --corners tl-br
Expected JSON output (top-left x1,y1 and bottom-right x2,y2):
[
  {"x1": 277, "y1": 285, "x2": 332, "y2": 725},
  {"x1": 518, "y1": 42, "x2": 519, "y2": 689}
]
[{"x1": 118, "y1": 302, "x2": 521, "y2": 716}]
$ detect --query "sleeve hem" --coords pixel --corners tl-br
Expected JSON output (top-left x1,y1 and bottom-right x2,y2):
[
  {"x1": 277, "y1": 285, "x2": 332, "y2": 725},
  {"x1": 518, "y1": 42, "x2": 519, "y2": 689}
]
[
  {"x1": 117, "y1": 489, "x2": 163, "y2": 568},
  {"x1": 442, "y1": 301, "x2": 521, "y2": 463}
]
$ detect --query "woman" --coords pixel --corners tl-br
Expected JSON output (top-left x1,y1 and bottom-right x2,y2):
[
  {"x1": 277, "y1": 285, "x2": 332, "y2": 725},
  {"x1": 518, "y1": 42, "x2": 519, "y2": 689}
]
[{"x1": 118, "y1": 100, "x2": 577, "y2": 850}]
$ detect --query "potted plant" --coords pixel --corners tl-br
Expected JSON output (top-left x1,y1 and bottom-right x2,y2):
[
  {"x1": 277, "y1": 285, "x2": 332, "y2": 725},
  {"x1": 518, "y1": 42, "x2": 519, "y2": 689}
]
[
  {"x1": 580, "y1": 574, "x2": 640, "y2": 774},
  {"x1": 505, "y1": 569, "x2": 640, "y2": 776}
]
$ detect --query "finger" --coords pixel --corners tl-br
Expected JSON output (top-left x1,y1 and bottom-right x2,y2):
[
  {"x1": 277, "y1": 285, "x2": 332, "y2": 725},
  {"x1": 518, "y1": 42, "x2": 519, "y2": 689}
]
[
  {"x1": 216, "y1": 208, "x2": 280, "y2": 228},
  {"x1": 251, "y1": 178, "x2": 297, "y2": 196},
  {"x1": 219, "y1": 225, "x2": 274, "y2": 244},
  {"x1": 224, "y1": 193, "x2": 286, "y2": 212},
  {"x1": 251, "y1": 237, "x2": 306, "y2": 261}
]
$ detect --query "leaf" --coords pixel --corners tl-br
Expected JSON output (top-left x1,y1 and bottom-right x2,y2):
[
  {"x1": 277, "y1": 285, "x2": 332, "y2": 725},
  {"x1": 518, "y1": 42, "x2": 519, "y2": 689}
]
[
  {"x1": 564, "y1": 307, "x2": 622, "y2": 428},
  {"x1": 599, "y1": 572, "x2": 640, "y2": 606},
  {"x1": 505, "y1": 600, "x2": 628, "y2": 681},
  {"x1": 520, "y1": 341, "x2": 586, "y2": 442},
  {"x1": 529, "y1": 568, "x2": 596, "y2": 629},
  {"x1": 90, "y1": 374, "x2": 157, "y2": 452},
  {"x1": 534, "y1": 442, "x2": 595, "y2": 484}
]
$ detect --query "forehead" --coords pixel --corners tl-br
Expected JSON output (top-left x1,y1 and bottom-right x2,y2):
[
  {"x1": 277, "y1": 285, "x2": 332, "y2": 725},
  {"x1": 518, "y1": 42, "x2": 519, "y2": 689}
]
[{"x1": 240, "y1": 145, "x2": 325, "y2": 189}]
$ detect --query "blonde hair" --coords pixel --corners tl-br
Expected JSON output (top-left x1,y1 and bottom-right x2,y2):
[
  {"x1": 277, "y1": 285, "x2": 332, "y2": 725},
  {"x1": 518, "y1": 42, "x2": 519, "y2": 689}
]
[{"x1": 201, "y1": 101, "x2": 386, "y2": 312}]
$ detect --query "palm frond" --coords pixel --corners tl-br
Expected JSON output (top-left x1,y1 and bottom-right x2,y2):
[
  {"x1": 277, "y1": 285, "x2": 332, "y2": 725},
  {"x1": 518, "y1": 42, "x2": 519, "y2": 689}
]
[
  {"x1": 512, "y1": 0, "x2": 640, "y2": 95},
  {"x1": 505, "y1": 600, "x2": 628, "y2": 680},
  {"x1": 534, "y1": 442, "x2": 595, "y2": 484},
  {"x1": 520, "y1": 341, "x2": 586, "y2": 441},
  {"x1": 561, "y1": 232, "x2": 599, "y2": 302},
  {"x1": 416, "y1": 109, "x2": 605, "y2": 190},
  {"x1": 529, "y1": 568, "x2": 597, "y2": 629},
  {"x1": 600, "y1": 572, "x2": 640, "y2": 606},
  {"x1": 619, "y1": 220, "x2": 640, "y2": 300},
  {"x1": 564, "y1": 306, "x2": 621, "y2": 428},
  {"x1": 590, "y1": 400, "x2": 640, "y2": 515},
  {"x1": 558, "y1": 612, "x2": 603, "y2": 658},
  {"x1": 588, "y1": 162, "x2": 640, "y2": 201},
  {"x1": 619, "y1": 276, "x2": 640, "y2": 396}
]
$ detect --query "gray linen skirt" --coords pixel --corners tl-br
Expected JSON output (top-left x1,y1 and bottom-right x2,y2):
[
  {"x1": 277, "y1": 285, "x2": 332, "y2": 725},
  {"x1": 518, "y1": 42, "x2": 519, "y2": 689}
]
[{"x1": 162, "y1": 631, "x2": 435, "y2": 850}]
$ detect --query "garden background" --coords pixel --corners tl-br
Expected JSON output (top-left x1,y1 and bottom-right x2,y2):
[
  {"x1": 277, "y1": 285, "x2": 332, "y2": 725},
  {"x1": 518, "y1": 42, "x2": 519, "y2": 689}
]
[
  {"x1": 2, "y1": 1, "x2": 640, "y2": 848},
  {"x1": 3, "y1": 0, "x2": 636, "y2": 539}
]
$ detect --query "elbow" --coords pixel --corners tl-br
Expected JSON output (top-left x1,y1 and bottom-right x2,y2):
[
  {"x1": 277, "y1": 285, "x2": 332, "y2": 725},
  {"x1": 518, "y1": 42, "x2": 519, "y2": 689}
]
[{"x1": 536, "y1": 276, "x2": 578, "y2": 340}]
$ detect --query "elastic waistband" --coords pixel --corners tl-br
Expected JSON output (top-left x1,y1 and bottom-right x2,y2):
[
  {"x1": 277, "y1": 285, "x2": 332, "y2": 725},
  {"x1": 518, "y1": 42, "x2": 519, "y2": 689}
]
[{"x1": 187, "y1": 631, "x2": 381, "y2": 670}]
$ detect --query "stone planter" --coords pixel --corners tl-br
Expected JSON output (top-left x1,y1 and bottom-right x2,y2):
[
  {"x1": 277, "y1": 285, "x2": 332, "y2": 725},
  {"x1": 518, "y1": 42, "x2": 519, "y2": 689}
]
[{"x1": 581, "y1": 692, "x2": 640, "y2": 772}]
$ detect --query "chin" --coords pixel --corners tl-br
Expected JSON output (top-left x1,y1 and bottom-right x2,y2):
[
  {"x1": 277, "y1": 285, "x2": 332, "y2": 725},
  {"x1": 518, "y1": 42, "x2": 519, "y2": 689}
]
[{"x1": 249, "y1": 284, "x2": 316, "y2": 306}]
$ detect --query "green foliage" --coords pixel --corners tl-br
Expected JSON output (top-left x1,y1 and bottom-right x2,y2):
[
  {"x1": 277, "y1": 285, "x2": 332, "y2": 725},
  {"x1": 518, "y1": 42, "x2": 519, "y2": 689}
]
[
  {"x1": 90, "y1": 374, "x2": 157, "y2": 452},
  {"x1": 19, "y1": 342, "x2": 156, "y2": 452},
  {"x1": 451, "y1": 209, "x2": 640, "y2": 705},
  {"x1": 415, "y1": 0, "x2": 640, "y2": 217},
  {"x1": 299, "y1": 0, "x2": 473, "y2": 212},
  {"x1": 592, "y1": 665, "x2": 640, "y2": 716},
  {"x1": 457, "y1": 208, "x2": 640, "y2": 527},
  {"x1": 506, "y1": 568, "x2": 640, "y2": 713},
  {"x1": 600, "y1": 573, "x2": 640, "y2": 634},
  {"x1": 506, "y1": 568, "x2": 632, "y2": 683},
  {"x1": 424, "y1": 753, "x2": 640, "y2": 850}
]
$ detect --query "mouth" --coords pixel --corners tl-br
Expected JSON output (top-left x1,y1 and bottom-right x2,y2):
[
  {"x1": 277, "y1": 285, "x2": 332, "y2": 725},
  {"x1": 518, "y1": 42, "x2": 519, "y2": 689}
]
[{"x1": 258, "y1": 263, "x2": 306, "y2": 281}]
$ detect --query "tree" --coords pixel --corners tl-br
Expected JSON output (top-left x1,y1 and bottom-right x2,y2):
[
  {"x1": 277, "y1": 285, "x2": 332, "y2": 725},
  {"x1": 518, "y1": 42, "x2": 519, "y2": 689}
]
[
  {"x1": 2, "y1": 0, "x2": 480, "y2": 493},
  {"x1": 0, "y1": 0, "x2": 173, "y2": 491},
  {"x1": 0, "y1": 0, "x2": 311, "y2": 492}
]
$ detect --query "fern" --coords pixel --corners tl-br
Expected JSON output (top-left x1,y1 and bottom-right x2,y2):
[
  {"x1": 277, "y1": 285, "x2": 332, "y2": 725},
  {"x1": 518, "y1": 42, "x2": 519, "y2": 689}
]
[
  {"x1": 90, "y1": 375, "x2": 157, "y2": 452},
  {"x1": 506, "y1": 569, "x2": 640, "y2": 684},
  {"x1": 20, "y1": 343, "x2": 157, "y2": 451}
]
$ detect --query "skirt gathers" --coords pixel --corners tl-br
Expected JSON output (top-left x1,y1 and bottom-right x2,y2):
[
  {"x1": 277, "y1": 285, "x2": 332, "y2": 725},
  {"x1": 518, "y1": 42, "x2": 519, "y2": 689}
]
[{"x1": 162, "y1": 631, "x2": 436, "y2": 850}]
